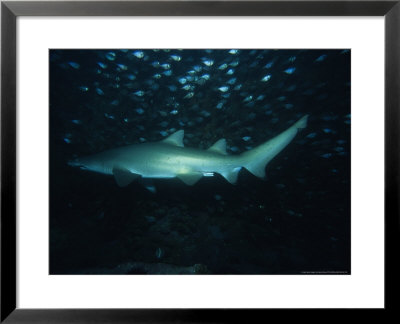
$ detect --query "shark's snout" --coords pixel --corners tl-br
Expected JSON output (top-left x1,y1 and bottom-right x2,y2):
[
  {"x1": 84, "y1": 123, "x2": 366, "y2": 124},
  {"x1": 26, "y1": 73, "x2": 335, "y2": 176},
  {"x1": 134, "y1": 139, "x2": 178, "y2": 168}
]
[
  {"x1": 68, "y1": 159, "x2": 88, "y2": 170},
  {"x1": 68, "y1": 159, "x2": 80, "y2": 167}
]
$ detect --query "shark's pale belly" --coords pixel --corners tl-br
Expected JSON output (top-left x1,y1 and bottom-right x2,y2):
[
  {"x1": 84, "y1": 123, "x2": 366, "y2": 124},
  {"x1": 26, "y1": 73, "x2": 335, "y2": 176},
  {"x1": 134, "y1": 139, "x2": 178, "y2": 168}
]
[{"x1": 118, "y1": 144, "x2": 241, "y2": 178}]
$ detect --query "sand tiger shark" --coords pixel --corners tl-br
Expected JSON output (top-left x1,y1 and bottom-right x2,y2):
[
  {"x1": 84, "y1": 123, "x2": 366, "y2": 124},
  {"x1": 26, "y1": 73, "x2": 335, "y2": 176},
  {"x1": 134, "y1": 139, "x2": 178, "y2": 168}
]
[{"x1": 68, "y1": 115, "x2": 308, "y2": 187}]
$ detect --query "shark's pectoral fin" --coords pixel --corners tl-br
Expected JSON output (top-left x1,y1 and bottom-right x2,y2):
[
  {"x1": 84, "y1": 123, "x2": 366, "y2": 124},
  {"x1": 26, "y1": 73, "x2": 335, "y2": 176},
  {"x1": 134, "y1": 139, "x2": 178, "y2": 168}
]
[
  {"x1": 113, "y1": 167, "x2": 140, "y2": 187},
  {"x1": 220, "y1": 168, "x2": 241, "y2": 184},
  {"x1": 177, "y1": 173, "x2": 203, "y2": 185}
]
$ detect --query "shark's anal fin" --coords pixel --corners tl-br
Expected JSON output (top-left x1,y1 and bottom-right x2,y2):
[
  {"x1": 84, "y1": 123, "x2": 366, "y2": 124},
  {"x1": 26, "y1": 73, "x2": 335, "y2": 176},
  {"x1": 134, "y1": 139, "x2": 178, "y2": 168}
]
[
  {"x1": 221, "y1": 167, "x2": 241, "y2": 184},
  {"x1": 177, "y1": 173, "x2": 203, "y2": 185},
  {"x1": 113, "y1": 167, "x2": 140, "y2": 187},
  {"x1": 207, "y1": 139, "x2": 227, "y2": 155},
  {"x1": 162, "y1": 130, "x2": 184, "y2": 147}
]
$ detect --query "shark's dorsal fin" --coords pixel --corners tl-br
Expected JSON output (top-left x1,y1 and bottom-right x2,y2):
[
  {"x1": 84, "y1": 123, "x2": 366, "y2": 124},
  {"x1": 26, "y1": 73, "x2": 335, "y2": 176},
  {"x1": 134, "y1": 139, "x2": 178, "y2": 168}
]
[
  {"x1": 207, "y1": 139, "x2": 227, "y2": 155},
  {"x1": 113, "y1": 167, "x2": 140, "y2": 187},
  {"x1": 177, "y1": 172, "x2": 203, "y2": 185},
  {"x1": 162, "y1": 130, "x2": 184, "y2": 147}
]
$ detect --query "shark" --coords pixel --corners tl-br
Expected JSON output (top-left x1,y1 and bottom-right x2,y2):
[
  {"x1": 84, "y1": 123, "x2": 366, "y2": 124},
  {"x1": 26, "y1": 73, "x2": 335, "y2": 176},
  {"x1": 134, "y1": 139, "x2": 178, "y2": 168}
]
[{"x1": 68, "y1": 115, "x2": 308, "y2": 187}]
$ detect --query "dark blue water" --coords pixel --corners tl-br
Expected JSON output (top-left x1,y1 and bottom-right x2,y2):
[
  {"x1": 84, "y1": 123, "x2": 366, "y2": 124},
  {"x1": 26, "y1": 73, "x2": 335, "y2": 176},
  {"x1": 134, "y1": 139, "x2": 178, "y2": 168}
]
[{"x1": 50, "y1": 49, "x2": 350, "y2": 274}]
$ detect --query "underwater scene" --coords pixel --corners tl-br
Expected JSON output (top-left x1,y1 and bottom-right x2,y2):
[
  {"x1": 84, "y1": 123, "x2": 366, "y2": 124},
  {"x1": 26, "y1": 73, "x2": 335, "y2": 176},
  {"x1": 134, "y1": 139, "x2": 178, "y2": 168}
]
[{"x1": 50, "y1": 49, "x2": 350, "y2": 275}]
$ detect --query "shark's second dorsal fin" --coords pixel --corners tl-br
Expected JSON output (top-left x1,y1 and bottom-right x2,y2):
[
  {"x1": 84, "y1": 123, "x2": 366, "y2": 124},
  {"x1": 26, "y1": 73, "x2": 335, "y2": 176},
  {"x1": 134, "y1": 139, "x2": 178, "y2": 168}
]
[
  {"x1": 162, "y1": 130, "x2": 184, "y2": 147},
  {"x1": 113, "y1": 167, "x2": 140, "y2": 187},
  {"x1": 207, "y1": 139, "x2": 227, "y2": 155}
]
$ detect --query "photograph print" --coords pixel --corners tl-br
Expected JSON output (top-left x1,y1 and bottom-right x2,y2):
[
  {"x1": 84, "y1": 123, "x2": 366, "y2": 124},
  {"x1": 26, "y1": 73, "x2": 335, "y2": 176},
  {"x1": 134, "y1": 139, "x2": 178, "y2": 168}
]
[{"x1": 50, "y1": 49, "x2": 350, "y2": 275}]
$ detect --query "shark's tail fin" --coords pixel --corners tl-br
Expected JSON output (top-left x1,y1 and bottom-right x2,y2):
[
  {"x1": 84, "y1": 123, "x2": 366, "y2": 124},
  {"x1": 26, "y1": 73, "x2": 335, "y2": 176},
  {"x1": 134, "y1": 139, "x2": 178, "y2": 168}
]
[
  {"x1": 293, "y1": 114, "x2": 308, "y2": 129},
  {"x1": 240, "y1": 115, "x2": 308, "y2": 179}
]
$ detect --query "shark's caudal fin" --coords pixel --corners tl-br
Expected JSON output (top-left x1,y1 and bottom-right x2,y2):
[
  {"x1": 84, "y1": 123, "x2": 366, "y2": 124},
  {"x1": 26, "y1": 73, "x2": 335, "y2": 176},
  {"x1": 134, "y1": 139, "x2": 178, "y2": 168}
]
[{"x1": 240, "y1": 115, "x2": 308, "y2": 179}]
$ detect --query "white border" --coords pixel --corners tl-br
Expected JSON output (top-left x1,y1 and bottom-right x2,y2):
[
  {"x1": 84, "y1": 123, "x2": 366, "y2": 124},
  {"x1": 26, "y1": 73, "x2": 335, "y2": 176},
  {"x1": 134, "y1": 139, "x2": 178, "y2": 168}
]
[{"x1": 17, "y1": 17, "x2": 384, "y2": 308}]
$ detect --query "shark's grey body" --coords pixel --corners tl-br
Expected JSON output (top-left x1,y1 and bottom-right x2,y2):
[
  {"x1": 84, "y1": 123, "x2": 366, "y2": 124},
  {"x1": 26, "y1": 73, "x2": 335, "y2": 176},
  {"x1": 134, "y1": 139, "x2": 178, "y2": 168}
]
[{"x1": 69, "y1": 115, "x2": 308, "y2": 187}]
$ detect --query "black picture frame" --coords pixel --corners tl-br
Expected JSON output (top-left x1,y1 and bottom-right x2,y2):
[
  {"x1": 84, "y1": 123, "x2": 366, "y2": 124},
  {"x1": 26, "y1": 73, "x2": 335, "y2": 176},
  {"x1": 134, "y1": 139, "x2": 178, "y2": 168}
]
[{"x1": 1, "y1": 0, "x2": 398, "y2": 322}]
